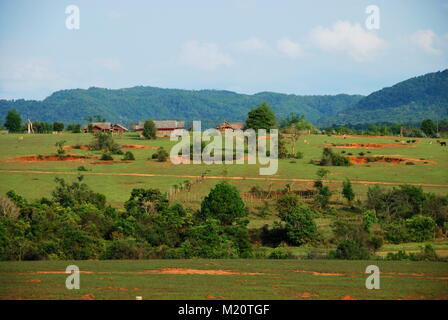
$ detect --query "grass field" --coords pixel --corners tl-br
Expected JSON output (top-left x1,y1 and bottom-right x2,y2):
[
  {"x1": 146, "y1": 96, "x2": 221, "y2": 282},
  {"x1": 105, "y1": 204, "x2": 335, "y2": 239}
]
[
  {"x1": 0, "y1": 259, "x2": 447, "y2": 300},
  {"x1": 0, "y1": 132, "x2": 447, "y2": 205},
  {"x1": 0, "y1": 132, "x2": 447, "y2": 300}
]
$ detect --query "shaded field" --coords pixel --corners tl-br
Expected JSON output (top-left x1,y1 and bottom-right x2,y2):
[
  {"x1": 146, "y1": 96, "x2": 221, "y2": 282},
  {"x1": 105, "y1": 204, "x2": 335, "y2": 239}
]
[{"x1": 0, "y1": 260, "x2": 447, "y2": 300}]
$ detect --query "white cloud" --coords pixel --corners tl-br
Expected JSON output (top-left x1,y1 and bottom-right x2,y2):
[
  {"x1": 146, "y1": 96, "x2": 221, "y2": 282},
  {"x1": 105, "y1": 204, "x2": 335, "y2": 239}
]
[
  {"x1": 311, "y1": 21, "x2": 386, "y2": 61},
  {"x1": 276, "y1": 38, "x2": 303, "y2": 59},
  {"x1": 180, "y1": 41, "x2": 234, "y2": 71},
  {"x1": 95, "y1": 58, "x2": 122, "y2": 70},
  {"x1": 410, "y1": 30, "x2": 442, "y2": 55},
  {"x1": 234, "y1": 37, "x2": 269, "y2": 53}
]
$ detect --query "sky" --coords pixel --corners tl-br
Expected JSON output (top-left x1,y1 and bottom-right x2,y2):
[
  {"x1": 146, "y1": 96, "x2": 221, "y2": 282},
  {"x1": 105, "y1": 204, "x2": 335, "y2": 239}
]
[{"x1": 0, "y1": 0, "x2": 447, "y2": 100}]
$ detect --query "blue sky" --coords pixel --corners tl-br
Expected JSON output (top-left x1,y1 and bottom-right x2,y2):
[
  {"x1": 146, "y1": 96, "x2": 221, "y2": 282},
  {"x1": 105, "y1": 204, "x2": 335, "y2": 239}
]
[{"x1": 0, "y1": 0, "x2": 447, "y2": 100}]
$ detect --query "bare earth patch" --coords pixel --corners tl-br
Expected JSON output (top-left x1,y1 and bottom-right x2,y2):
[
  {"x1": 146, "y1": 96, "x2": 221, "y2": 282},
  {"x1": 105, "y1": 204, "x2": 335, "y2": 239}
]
[
  {"x1": 349, "y1": 155, "x2": 434, "y2": 165},
  {"x1": 293, "y1": 270, "x2": 344, "y2": 276},
  {"x1": 63, "y1": 145, "x2": 90, "y2": 150},
  {"x1": 14, "y1": 154, "x2": 96, "y2": 161},
  {"x1": 121, "y1": 144, "x2": 150, "y2": 149},
  {"x1": 327, "y1": 143, "x2": 416, "y2": 149},
  {"x1": 144, "y1": 268, "x2": 268, "y2": 275}
]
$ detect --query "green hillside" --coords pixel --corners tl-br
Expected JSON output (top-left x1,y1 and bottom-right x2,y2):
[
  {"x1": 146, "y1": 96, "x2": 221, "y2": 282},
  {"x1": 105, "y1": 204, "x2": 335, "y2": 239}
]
[
  {"x1": 323, "y1": 69, "x2": 448, "y2": 125},
  {"x1": 1, "y1": 69, "x2": 447, "y2": 127},
  {"x1": 0, "y1": 87, "x2": 361, "y2": 128}
]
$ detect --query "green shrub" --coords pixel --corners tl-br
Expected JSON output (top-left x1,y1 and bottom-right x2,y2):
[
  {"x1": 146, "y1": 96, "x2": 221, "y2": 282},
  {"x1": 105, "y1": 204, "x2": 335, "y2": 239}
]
[
  {"x1": 384, "y1": 222, "x2": 409, "y2": 244},
  {"x1": 294, "y1": 152, "x2": 304, "y2": 159},
  {"x1": 122, "y1": 151, "x2": 135, "y2": 161},
  {"x1": 283, "y1": 203, "x2": 319, "y2": 245},
  {"x1": 331, "y1": 239, "x2": 371, "y2": 260},
  {"x1": 319, "y1": 148, "x2": 351, "y2": 166},
  {"x1": 406, "y1": 216, "x2": 436, "y2": 242},
  {"x1": 155, "y1": 147, "x2": 169, "y2": 162},
  {"x1": 268, "y1": 247, "x2": 294, "y2": 259},
  {"x1": 100, "y1": 153, "x2": 113, "y2": 161}
]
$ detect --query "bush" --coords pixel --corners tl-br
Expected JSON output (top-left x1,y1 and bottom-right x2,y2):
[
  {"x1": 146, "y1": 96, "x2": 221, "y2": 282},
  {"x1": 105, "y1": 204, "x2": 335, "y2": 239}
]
[
  {"x1": 103, "y1": 239, "x2": 141, "y2": 259},
  {"x1": 90, "y1": 132, "x2": 121, "y2": 154},
  {"x1": 268, "y1": 247, "x2": 294, "y2": 259},
  {"x1": 275, "y1": 193, "x2": 299, "y2": 220},
  {"x1": 294, "y1": 152, "x2": 304, "y2": 159},
  {"x1": 331, "y1": 239, "x2": 371, "y2": 260},
  {"x1": 386, "y1": 245, "x2": 439, "y2": 261},
  {"x1": 406, "y1": 216, "x2": 436, "y2": 242},
  {"x1": 154, "y1": 147, "x2": 169, "y2": 162},
  {"x1": 77, "y1": 166, "x2": 88, "y2": 172},
  {"x1": 100, "y1": 153, "x2": 113, "y2": 161},
  {"x1": 319, "y1": 148, "x2": 351, "y2": 166},
  {"x1": 0, "y1": 195, "x2": 20, "y2": 219},
  {"x1": 122, "y1": 151, "x2": 135, "y2": 161},
  {"x1": 384, "y1": 222, "x2": 409, "y2": 244},
  {"x1": 283, "y1": 203, "x2": 319, "y2": 245}
]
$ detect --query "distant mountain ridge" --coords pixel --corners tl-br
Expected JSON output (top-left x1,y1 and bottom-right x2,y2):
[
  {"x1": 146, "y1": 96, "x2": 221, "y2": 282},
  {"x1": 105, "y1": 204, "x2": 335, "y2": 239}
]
[
  {"x1": 0, "y1": 87, "x2": 362, "y2": 128},
  {"x1": 322, "y1": 69, "x2": 448, "y2": 125},
  {"x1": 1, "y1": 69, "x2": 447, "y2": 128}
]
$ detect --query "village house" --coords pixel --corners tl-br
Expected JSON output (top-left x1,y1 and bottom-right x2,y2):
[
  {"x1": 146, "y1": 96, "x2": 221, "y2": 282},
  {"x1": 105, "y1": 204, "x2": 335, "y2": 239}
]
[
  {"x1": 83, "y1": 122, "x2": 129, "y2": 133},
  {"x1": 132, "y1": 120, "x2": 185, "y2": 137},
  {"x1": 216, "y1": 121, "x2": 246, "y2": 132}
]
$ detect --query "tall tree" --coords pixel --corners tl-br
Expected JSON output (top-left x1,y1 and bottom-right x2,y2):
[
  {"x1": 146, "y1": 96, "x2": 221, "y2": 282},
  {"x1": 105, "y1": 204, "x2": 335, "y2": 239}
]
[
  {"x1": 420, "y1": 119, "x2": 437, "y2": 137},
  {"x1": 245, "y1": 102, "x2": 277, "y2": 131},
  {"x1": 53, "y1": 122, "x2": 64, "y2": 132},
  {"x1": 342, "y1": 178, "x2": 355, "y2": 205},
  {"x1": 199, "y1": 182, "x2": 248, "y2": 225},
  {"x1": 4, "y1": 109, "x2": 22, "y2": 133},
  {"x1": 143, "y1": 120, "x2": 157, "y2": 139}
]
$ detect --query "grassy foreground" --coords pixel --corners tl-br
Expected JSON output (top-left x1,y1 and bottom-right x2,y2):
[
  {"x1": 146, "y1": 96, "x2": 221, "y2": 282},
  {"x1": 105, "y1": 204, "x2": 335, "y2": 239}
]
[{"x1": 0, "y1": 259, "x2": 447, "y2": 300}]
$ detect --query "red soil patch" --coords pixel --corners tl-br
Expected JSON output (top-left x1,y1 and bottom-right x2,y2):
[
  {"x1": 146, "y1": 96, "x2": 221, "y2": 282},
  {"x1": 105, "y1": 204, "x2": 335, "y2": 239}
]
[
  {"x1": 106, "y1": 286, "x2": 127, "y2": 291},
  {"x1": 349, "y1": 155, "x2": 432, "y2": 165},
  {"x1": 26, "y1": 279, "x2": 41, "y2": 283},
  {"x1": 91, "y1": 160, "x2": 132, "y2": 165},
  {"x1": 144, "y1": 268, "x2": 267, "y2": 275},
  {"x1": 121, "y1": 144, "x2": 150, "y2": 149},
  {"x1": 15, "y1": 154, "x2": 95, "y2": 162},
  {"x1": 31, "y1": 270, "x2": 93, "y2": 274},
  {"x1": 81, "y1": 294, "x2": 95, "y2": 300},
  {"x1": 293, "y1": 270, "x2": 344, "y2": 276},
  {"x1": 340, "y1": 295, "x2": 357, "y2": 300},
  {"x1": 327, "y1": 143, "x2": 415, "y2": 149},
  {"x1": 298, "y1": 292, "x2": 319, "y2": 298},
  {"x1": 63, "y1": 145, "x2": 90, "y2": 150}
]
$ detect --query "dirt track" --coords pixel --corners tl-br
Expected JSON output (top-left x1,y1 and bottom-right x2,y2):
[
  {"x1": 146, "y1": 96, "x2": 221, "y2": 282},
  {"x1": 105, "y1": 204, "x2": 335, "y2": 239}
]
[{"x1": 1, "y1": 169, "x2": 447, "y2": 188}]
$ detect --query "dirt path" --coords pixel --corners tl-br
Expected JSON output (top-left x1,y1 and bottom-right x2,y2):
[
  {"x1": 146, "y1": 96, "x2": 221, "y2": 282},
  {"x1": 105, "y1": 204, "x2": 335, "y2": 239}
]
[{"x1": 1, "y1": 169, "x2": 447, "y2": 188}]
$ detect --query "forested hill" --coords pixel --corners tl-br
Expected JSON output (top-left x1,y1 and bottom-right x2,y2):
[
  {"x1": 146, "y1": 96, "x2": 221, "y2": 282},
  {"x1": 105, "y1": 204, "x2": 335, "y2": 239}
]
[
  {"x1": 0, "y1": 87, "x2": 362, "y2": 128},
  {"x1": 1, "y1": 69, "x2": 447, "y2": 127},
  {"x1": 322, "y1": 69, "x2": 448, "y2": 125}
]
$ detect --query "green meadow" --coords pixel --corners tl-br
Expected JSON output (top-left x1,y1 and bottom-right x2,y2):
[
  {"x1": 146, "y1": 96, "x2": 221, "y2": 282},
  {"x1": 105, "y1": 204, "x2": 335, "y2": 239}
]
[
  {"x1": 0, "y1": 259, "x2": 447, "y2": 300},
  {"x1": 0, "y1": 132, "x2": 447, "y2": 300},
  {"x1": 0, "y1": 132, "x2": 447, "y2": 205}
]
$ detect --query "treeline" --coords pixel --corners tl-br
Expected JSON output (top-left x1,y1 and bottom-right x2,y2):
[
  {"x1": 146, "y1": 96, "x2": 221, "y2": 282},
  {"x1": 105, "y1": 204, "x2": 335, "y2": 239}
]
[
  {"x1": 2, "y1": 109, "x2": 81, "y2": 133},
  {"x1": 323, "y1": 118, "x2": 448, "y2": 138},
  {"x1": 0, "y1": 172, "x2": 446, "y2": 261},
  {"x1": 0, "y1": 86, "x2": 362, "y2": 126}
]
